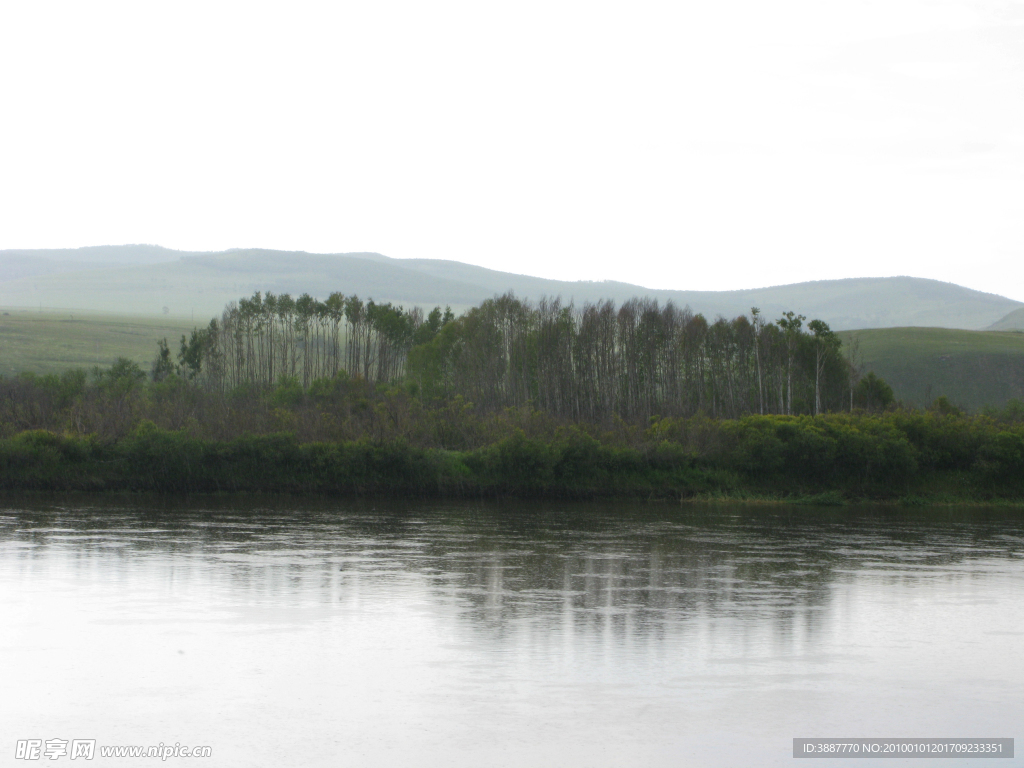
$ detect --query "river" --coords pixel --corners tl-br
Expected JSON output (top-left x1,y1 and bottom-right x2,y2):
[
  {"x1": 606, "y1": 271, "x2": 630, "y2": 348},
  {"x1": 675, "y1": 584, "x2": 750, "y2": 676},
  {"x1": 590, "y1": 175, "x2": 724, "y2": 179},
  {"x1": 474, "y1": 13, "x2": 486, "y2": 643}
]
[{"x1": 1, "y1": 498, "x2": 1021, "y2": 766}]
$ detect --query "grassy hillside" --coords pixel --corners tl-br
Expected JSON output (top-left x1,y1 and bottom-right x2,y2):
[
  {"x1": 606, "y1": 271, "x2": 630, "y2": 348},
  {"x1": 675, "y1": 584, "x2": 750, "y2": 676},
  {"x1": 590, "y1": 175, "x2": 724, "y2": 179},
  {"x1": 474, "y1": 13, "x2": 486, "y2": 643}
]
[
  {"x1": 843, "y1": 327, "x2": 1024, "y2": 411},
  {"x1": 0, "y1": 309, "x2": 197, "y2": 378},
  {"x1": 1, "y1": 246, "x2": 1020, "y2": 331},
  {"x1": 988, "y1": 307, "x2": 1024, "y2": 331}
]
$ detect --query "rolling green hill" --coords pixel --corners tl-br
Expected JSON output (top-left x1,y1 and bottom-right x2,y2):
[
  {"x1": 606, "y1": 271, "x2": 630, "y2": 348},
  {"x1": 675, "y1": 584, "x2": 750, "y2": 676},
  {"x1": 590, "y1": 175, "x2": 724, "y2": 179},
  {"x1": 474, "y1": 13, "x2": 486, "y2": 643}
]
[
  {"x1": 842, "y1": 327, "x2": 1024, "y2": 411},
  {"x1": 1, "y1": 246, "x2": 1019, "y2": 331}
]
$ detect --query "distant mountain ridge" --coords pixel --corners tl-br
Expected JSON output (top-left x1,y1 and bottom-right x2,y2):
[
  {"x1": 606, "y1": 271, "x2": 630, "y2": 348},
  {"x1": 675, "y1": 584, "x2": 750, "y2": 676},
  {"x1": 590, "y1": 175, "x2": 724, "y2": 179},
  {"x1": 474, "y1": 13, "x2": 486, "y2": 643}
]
[{"x1": 0, "y1": 245, "x2": 1019, "y2": 331}]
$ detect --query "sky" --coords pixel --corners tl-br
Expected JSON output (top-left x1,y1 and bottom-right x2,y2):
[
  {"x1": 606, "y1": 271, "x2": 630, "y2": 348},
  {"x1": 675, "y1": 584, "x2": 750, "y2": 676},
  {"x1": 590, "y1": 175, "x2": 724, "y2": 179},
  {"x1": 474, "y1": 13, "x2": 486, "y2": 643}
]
[{"x1": 1, "y1": 0, "x2": 1023, "y2": 300}]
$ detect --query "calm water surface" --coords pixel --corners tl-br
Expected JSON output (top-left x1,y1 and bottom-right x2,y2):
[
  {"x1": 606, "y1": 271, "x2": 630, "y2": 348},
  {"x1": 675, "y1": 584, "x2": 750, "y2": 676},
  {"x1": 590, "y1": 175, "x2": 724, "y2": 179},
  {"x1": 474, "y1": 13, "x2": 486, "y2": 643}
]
[{"x1": 1, "y1": 498, "x2": 1022, "y2": 767}]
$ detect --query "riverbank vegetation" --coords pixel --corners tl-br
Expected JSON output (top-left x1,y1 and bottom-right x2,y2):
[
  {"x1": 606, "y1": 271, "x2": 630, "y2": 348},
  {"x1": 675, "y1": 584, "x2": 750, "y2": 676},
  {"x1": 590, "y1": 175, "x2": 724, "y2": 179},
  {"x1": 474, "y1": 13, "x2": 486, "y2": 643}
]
[{"x1": 0, "y1": 291, "x2": 1022, "y2": 502}]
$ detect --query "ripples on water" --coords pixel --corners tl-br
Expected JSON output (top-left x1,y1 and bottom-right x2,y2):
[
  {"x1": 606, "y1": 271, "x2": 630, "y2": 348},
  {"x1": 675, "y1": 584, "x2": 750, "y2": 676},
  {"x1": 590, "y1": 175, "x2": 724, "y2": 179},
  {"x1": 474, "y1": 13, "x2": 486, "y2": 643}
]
[{"x1": 1, "y1": 498, "x2": 1022, "y2": 766}]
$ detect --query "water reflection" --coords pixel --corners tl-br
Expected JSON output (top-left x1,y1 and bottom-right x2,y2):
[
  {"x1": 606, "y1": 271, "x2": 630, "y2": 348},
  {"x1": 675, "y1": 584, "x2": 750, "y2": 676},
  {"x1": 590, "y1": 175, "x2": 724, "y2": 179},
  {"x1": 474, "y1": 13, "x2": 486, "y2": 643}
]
[{"x1": 0, "y1": 499, "x2": 1022, "y2": 767}]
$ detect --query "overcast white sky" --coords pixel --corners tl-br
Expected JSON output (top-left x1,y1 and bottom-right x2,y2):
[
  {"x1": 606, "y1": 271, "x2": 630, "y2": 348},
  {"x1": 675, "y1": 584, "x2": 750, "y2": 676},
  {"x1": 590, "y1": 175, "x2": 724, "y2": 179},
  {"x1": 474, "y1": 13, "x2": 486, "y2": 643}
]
[{"x1": 1, "y1": 0, "x2": 1022, "y2": 299}]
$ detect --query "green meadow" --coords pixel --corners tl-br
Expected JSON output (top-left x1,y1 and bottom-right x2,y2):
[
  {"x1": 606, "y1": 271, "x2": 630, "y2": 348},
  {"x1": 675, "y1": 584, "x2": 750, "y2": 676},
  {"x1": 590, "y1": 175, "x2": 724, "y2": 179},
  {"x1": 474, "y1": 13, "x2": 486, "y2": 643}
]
[{"x1": 0, "y1": 309, "x2": 199, "y2": 378}]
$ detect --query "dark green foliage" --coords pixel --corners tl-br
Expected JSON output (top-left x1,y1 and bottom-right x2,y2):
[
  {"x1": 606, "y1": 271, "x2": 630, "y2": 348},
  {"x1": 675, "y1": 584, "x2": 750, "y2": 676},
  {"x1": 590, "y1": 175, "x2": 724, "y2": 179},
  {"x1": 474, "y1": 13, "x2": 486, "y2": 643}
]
[
  {"x1": 980, "y1": 399, "x2": 1024, "y2": 423},
  {"x1": 178, "y1": 320, "x2": 219, "y2": 380},
  {"x1": 96, "y1": 357, "x2": 146, "y2": 388},
  {"x1": 152, "y1": 338, "x2": 176, "y2": 381},
  {"x1": 719, "y1": 415, "x2": 917, "y2": 490},
  {"x1": 976, "y1": 431, "x2": 1024, "y2": 479},
  {"x1": 269, "y1": 376, "x2": 304, "y2": 408},
  {"x1": 0, "y1": 411, "x2": 1020, "y2": 500},
  {"x1": 853, "y1": 372, "x2": 894, "y2": 411},
  {"x1": 1003, "y1": 399, "x2": 1024, "y2": 422},
  {"x1": 929, "y1": 395, "x2": 962, "y2": 417},
  {"x1": 887, "y1": 411, "x2": 979, "y2": 471}
]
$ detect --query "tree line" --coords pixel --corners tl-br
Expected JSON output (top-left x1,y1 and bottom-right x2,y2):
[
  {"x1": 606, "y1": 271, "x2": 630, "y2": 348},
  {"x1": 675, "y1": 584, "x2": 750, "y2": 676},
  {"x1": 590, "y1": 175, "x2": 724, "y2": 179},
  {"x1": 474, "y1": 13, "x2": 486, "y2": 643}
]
[
  {"x1": 152, "y1": 290, "x2": 890, "y2": 422},
  {"x1": 155, "y1": 292, "x2": 454, "y2": 391},
  {"x1": 407, "y1": 294, "x2": 855, "y2": 421}
]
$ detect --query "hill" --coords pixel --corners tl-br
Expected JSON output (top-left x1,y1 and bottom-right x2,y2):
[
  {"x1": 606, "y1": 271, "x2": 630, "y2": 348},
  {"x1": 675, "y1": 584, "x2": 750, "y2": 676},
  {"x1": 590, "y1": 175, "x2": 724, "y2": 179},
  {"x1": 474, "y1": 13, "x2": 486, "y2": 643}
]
[
  {"x1": 0, "y1": 244, "x2": 183, "y2": 282},
  {"x1": 842, "y1": 327, "x2": 1024, "y2": 411},
  {"x1": 988, "y1": 307, "x2": 1024, "y2": 331},
  {"x1": 0, "y1": 246, "x2": 1019, "y2": 331}
]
